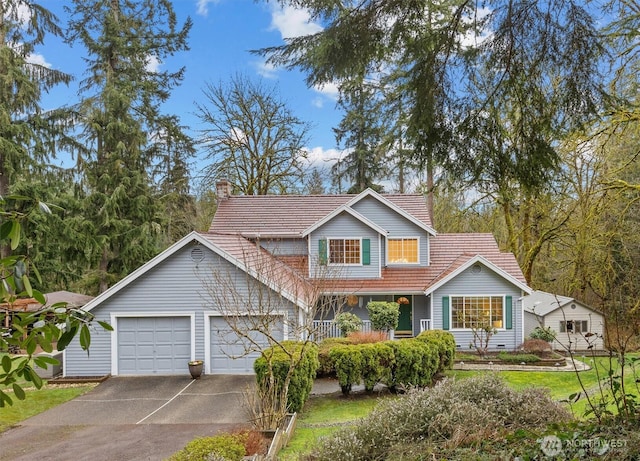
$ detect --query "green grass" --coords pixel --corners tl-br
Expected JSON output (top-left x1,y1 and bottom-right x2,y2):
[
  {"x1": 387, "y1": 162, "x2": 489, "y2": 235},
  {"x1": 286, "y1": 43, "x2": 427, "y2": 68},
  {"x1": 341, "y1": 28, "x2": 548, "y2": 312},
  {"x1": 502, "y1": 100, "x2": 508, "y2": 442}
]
[
  {"x1": 280, "y1": 355, "x2": 640, "y2": 459},
  {"x1": 446, "y1": 355, "x2": 640, "y2": 418},
  {"x1": 279, "y1": 393, "x2": 389, "y2": 460},
  {"x1": 0, "y1": 384, "x2": 95, "y2": 432}
]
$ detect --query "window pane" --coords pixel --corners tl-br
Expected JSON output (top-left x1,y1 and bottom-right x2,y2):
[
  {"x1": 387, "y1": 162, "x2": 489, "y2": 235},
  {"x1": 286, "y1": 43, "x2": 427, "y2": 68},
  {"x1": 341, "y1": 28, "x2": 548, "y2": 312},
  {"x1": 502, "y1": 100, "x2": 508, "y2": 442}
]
[
  {"x1": 491, "y1": 297, "x2": 503, "y2": 328},
  {"x1": 388, "y1": 240, "x2": 402, "y2": 262},
  {"x1": 329, "y1": 240, "x2": 344, "y2": 264},
  {"x1": 329, "y1": 239, "x2": 360, "y2": 264},
  {"x1": 451, "y1": 296, "x2": 464, "y2": 329},
  {"x1": 388, "y1": 238, "x2": 418, "y2": 263},
  {"x1": 344, "y1": 239, "x2": 360, "y2": 264}
]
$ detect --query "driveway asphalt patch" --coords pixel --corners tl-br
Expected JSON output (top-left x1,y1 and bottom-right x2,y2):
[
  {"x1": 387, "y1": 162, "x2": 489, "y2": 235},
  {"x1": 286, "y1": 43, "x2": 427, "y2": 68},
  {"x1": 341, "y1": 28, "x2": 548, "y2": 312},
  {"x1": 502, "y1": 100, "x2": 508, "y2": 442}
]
[{"x1": 0, "y1": 375, "x2": 257, "y2": 461}]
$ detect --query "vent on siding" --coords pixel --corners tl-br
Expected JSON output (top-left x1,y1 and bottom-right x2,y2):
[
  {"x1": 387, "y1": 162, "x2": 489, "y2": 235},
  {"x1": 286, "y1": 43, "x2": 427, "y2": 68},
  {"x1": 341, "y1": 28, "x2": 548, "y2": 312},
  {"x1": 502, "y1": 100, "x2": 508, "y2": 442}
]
[
  {"x1": 190, "y1": 247, "x2": 204, "y2": 262},
  {"x1": 471, "y1": 264, "x2": 482, "y2": 274},
  {"x1": 497, "y1": 344, "x2": 506, "y2": 348}
]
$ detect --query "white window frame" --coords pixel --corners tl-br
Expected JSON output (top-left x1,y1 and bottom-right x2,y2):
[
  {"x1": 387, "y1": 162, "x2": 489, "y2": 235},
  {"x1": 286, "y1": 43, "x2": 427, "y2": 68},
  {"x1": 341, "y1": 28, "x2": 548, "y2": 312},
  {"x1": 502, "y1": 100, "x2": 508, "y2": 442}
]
[
  {"x1": 559, "y1": 320, "x2": 589, "y2": 334},
  {"x1": 386, "y1": 237, "x2": 420, "y2": 265},
  {"x1": 449, "y1": 295, "x2": 506, "y2": 330},
  {"x1": 328, "y1": 237, "x2": 362, "y2": 266}
]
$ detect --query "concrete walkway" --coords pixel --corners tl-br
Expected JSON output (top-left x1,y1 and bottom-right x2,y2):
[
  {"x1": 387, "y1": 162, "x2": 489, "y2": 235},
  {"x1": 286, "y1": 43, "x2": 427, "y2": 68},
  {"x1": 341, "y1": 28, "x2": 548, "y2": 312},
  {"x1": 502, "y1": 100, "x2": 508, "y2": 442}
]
[{"x1": 453, "y1": 357, "x2": 591, "y2": 372}]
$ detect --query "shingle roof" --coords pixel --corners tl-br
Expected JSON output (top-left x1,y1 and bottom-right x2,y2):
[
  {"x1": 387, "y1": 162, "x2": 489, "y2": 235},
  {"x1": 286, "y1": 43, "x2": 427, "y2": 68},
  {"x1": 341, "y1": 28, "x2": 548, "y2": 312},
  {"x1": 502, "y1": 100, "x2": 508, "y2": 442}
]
[
  {"x1": 206, "y1": 230, "x2": 527, "y2": 294},
  {"x1": 210, "y1": 193, "x2": 432, "y2": 236}
]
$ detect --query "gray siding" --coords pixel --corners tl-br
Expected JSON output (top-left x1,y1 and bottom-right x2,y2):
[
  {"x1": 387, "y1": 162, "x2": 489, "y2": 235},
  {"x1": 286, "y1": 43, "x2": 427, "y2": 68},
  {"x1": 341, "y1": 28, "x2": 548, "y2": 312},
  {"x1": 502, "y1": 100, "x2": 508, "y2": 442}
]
[
  {"x1": 431, "y1": 264, "x2": 525, "y2": 351},
  {"x1": 65, "y1": 242, "x2": 298, "y2": 376},
  {"x1": 309, "y1": 212, "x2": 381, "y2": 279},
  {"x1": 259, "y1": 238, "x2": 307, "y2": 256},
  {"x1": 352, "y1": 196, "x2": 429, "y2": 267}
]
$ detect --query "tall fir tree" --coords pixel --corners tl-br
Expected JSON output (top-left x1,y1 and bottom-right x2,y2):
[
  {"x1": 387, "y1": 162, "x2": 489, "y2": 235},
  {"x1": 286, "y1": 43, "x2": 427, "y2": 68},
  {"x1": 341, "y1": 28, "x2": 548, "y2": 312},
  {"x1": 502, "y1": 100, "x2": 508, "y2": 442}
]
[
  {"x1": 0, "y1": 1, "x2": 72, "y2": 256},
  {"x1": 65, "y1": 0, "x2": 192, "y2": 293}
]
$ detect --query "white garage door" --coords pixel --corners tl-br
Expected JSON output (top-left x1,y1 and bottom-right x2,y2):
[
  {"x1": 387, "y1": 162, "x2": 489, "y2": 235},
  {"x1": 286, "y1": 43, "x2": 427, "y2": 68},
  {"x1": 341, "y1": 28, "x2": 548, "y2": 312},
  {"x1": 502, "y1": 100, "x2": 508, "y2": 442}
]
[
  {"x1": 118, "y1": 317, "x2": 191, "y2": 375},
  {"x1": 209, "y1": 316, "x2": 284, "y2": 374}
]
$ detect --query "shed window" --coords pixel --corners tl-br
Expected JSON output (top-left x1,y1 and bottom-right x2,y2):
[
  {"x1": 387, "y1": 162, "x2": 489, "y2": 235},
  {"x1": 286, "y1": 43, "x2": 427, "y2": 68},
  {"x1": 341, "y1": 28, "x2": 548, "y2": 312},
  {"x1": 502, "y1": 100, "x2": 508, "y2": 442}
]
[{"x1": 560, "y1": 320, "x2": 589, "y2": 333}]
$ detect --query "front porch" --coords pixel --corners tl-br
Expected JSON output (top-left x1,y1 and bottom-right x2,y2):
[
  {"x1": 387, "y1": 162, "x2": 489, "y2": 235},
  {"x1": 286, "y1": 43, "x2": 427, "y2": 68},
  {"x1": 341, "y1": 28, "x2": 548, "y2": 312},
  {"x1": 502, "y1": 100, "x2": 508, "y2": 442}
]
[
  {"x1": 311, "y1": 318, "x2": 432, "y2": 340},
  {"x1": 312, "y1": 293, "x2": 431, "y2": 340}
]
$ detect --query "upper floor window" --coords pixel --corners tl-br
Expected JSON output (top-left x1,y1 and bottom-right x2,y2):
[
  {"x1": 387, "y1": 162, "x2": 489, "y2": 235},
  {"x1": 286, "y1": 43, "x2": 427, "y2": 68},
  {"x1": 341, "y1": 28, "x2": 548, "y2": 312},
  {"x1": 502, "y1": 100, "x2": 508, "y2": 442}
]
[
  {"x1": 329, "y1": 238, "x2": 361, "y2": 265},
  {"x1": 451, "y1": 295, "x2": 504, "y2": 329},
  {"x1": 388, "y1": 238, "x2": 419, "y2": 264}
]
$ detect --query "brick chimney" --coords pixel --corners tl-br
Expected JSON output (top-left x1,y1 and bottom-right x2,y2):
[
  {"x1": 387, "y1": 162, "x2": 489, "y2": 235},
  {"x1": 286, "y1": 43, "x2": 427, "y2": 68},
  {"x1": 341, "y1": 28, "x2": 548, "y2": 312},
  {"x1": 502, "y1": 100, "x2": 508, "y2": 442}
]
[{"x1": 216, "y1": 179, "x2": 233, "y2": 200}]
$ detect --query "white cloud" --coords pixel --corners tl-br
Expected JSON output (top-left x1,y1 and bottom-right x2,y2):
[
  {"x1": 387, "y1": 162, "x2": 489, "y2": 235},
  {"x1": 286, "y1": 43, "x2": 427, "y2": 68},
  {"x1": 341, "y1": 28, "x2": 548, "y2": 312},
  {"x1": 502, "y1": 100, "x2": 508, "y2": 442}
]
[
  {"x1": 254, "y1": 59, "x2": 278, "y2": 79},
  {"x1": 269, "y1": 5, "x2": 322, "y2": 39},
  {"x1": 304, "y1": 146, "x2": 346, "y2": 169},
  {"x1": 313, "y1": 81, "x2": 339, "y2": 101},
  {"x1": 25, "y1": 53, "x2": 51, "y2": 68},
  {"x1": 196, "y1": 0, "x2": 219, "y2": 17},
  {"x1": 145, "y1": 55, "x2": 161, "y2": 73}
]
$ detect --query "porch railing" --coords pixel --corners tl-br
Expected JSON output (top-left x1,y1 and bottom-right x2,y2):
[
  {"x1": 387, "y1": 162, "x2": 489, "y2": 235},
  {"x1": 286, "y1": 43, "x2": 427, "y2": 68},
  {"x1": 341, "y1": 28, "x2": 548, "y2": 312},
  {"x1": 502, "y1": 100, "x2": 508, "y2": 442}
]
[
  {"x1": 420, "y1": 319, "x2": 431, "y2": 332},
  {"x1": 311, "y1": 320, "x2": 372, "y2": 340}
]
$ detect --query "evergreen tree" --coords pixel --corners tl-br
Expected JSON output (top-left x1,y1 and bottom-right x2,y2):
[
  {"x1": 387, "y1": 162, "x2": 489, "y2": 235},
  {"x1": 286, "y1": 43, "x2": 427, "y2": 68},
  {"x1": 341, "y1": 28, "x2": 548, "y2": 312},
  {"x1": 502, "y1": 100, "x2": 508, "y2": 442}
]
[
  {"x1": 65, "y1": 0, "x2": 192, "y2": 293},
  {"x1": 331, "y1": 77, "x2": 386, "y2": 193},
  {"x1": 0, "y1": 1, "x2": 72, "y2": 256}
]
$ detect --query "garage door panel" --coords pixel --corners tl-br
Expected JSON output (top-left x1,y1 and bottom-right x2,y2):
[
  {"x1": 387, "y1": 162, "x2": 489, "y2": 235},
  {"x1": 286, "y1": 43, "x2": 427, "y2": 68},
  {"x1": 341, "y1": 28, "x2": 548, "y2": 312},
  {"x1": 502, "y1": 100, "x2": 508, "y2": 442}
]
[
  {"x1": 117, "y1": 317, "x2": 191, "y2": 376},
  {"x1": 209, "y1": 316, "x2": 284, "y2": 374}
]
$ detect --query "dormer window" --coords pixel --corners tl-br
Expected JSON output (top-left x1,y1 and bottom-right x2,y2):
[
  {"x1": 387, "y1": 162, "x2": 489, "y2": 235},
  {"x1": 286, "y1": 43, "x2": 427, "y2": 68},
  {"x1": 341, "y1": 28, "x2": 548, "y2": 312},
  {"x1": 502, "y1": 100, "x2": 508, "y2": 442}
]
[
  {"x1": 329, "y1": 238, "x2": 361, "y2": 264},
  {"x1": 388, "y1": 238, "x2": 419, "y2": 264}
]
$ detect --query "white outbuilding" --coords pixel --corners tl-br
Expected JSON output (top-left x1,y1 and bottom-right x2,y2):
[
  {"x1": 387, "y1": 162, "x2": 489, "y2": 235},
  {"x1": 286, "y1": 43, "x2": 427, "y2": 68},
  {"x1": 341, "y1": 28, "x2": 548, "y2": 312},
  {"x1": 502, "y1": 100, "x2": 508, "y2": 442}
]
[{"x1": 523, "y1": 290, "x2": 605, "y2": 351}]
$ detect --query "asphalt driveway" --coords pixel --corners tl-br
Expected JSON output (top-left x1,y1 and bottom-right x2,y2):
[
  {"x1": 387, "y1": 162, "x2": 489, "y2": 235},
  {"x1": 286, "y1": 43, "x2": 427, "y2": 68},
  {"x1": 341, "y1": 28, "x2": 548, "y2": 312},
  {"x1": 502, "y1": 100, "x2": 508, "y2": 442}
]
[{"x1": 0, "y1": 375, "x2": 256, "y2": 461}]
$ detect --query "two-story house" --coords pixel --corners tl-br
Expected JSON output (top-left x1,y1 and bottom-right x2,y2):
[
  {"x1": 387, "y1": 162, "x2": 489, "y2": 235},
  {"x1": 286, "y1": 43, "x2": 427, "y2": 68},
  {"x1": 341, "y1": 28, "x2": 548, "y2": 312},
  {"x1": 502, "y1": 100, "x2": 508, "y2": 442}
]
[{"x1": 64, "y1": 181, "x2": 531, "y2": 377}]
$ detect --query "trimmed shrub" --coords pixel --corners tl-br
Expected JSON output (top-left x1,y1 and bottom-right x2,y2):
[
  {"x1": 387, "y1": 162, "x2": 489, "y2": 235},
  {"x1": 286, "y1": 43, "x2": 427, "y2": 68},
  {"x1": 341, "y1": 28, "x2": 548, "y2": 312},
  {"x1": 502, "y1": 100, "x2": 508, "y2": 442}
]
[
  {"x1": 169, "y1": 433, "x2": 246, "y2": 461},
  {"x1": 366, "y1": 301, "x2": 399, "y2": 332},
  {"x1": 317, "y1": 337, "x2": 352, "y2": 376},
  {"x1": 416, "y1": 329, "x2": 456, "y2": 371},
  {"x1": 386, "y1": 339, "x2": 438, "y2": 390},
  {"x1": 254, "y1": 341, "x2": 319, "y2": 413},
  {"x1": 329, "y1": 345, "x2": 363, "y2": 395},
  {"x1": 520, "y1": 338, "x2": 553, "y2": 353},
  {"x1": 358, "y1": 342, "x2": 394, "y2": 391},
  {"x1": 334, "y1": 312, "x2": 362, "y2": 337},
  {"x1": 529, "y1": 326, "x2": 556, "y2": 342}
]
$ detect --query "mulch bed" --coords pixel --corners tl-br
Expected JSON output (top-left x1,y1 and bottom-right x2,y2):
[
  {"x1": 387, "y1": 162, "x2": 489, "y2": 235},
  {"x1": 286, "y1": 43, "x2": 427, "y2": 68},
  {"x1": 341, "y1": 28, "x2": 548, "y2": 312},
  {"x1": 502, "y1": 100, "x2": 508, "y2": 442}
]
[{"x1": 48, "y1": 375, "x2": 111, "y2": 384}]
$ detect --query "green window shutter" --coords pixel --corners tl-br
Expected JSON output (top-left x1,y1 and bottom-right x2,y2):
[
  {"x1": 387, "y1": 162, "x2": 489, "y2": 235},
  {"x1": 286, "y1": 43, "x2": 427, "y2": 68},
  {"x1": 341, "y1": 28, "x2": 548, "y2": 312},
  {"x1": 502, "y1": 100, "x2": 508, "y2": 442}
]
[
  {"x1": 362, "y1": 239, "x2": 370, "y2": 265},
  {"x1": 442, "y1": 296, "x2": 450, "y2": 330},
  {"x1": 318, "y1": 239, "x2": 327, "y2": 265},
  {"x1": 505, "y1": 295, "x2": 513, "y2": 330}
]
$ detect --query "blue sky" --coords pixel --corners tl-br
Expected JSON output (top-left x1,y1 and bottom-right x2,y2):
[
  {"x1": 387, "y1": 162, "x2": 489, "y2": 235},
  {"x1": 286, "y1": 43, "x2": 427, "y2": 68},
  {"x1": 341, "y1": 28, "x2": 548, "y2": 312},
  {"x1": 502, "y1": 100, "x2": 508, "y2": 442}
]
[{"x1": 34, "y1": 0, "x2": 344, "y2": 175}]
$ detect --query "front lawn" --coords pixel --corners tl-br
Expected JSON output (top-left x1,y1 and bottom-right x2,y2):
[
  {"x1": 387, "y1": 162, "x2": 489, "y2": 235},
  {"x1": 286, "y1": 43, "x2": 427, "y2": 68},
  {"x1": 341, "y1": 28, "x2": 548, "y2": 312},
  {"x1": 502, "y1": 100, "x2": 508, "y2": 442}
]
[
  {"x1": 0, "y1": 384, "x2": 96, "y2": 432},
  {"x1": 280, "y1": 354, "x2": 640, "y2": 459},
  {"x1": 279, "y1": 393, "x2": 388, "y2": 460},
  {"x1": 446, "y1": 355, "x2": 640, "y2": 418}
]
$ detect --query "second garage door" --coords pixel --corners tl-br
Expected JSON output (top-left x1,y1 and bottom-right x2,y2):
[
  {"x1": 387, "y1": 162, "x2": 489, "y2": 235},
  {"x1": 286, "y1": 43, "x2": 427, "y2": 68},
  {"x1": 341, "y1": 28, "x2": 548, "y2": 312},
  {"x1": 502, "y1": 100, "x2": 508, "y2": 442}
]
[
  {"x1": 209, "y1": 316, "x2": 284, "y2": 374},
  {"x1": 117, "y1": 316, "x2": 191, "y2": 375}
]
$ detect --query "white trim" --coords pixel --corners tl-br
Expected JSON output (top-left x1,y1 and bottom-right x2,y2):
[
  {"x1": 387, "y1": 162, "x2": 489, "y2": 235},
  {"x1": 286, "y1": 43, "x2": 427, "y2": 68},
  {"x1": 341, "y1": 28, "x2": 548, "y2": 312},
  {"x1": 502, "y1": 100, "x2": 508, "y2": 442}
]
[
  {"x1": 345, "y1": 188, "x2": 437, "y2": 236},
  {"x1": 448, "y1": 294, "x2": 506, "y2": 331},
  {"x1": 424, "y1": 255, "x2": 532, "y2": 296},
  {"x1": 204, "y1": 311, "x2": 289, "y2": 375},
  {"x1": 386, "y1": 236, "x2": 421, "y2": 265},
  {"x1": 110, "y1": 312, "x2": 196, "y2": 376},
  {"x1": 302, "y1": 205, "x2": 388, "y2": 237}
]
